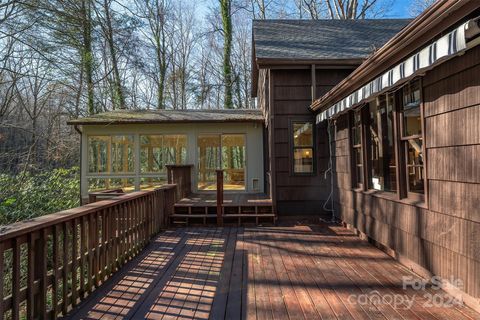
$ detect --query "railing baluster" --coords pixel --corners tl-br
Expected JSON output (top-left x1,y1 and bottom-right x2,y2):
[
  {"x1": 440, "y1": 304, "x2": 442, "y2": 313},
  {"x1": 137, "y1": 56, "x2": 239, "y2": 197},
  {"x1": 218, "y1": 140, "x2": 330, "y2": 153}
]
[
  {"x1": 12, "y1": 238, "x2": 20, "y2": 320},
  {"x1": 0, "y1": 242, "x2": 4, "y2": 320},
  {"x1": 72, "y1": 219, "x2": 78, "y2": 307},
  {"x1": 35, "y1": 229, "x2": 47, "y2": 319},
  {"x1": 120, "y1": 204, "x2": 126, "y2": 263},
  {"x1": 99, "y1": 210, "x2": 105, "y2": 281},
  {"x1": 27, "y1": 234, "x2": 35, "y2": 319},
  {"x1": 114, "y1": 205, "x2": 120, "y2": 270},
  {"x1": 87, "y1": 214, "x2": 93, "y2": 293},
  {"x1": 62, "y1": 222, "x2": 69, "y2": 315},
  {"x1": 104, "y1": 209, "x2": 109, "y2": 275},
  {"x1": 53, "y1": 225, "x2": 60, "y2": 319},
  {"x1": 108, "y1": 207, "x2": 114, "y2": 274},
  {"x1": 80, "y1": 216, "x2": 87, "y2": 298},
  {"x1": 126, "y1": 203, "x2": 131, "y2": 259},
  {"x1": 94, "y1": 212, "x2": 100, "y2": 288}
]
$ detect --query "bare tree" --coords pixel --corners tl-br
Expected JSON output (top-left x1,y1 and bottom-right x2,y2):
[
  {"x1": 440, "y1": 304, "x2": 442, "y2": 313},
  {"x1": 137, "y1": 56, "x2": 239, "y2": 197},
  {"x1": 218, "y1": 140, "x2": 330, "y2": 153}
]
[
  {"x1": 95, "y1": 0, "x2": 126, "y2": 110},
  {"x1": 220, "y1": 0, "x2": 233, "y2": 109},
  {"x1": 409, "y1": 0, "x2": 436, "y2": 17},
  {"x1": 134, "y1": 0, "x2": 171, "y2": 109},
  {"x1": 294, "y1": 0, "x2": 390, "y2": 20}
]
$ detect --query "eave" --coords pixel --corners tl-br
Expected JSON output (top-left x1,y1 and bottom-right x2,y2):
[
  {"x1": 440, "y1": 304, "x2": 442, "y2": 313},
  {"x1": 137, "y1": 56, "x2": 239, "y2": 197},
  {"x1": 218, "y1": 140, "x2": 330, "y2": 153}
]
[{"x1": 310, "y1": 0, "x2": 480, "y2": 113}]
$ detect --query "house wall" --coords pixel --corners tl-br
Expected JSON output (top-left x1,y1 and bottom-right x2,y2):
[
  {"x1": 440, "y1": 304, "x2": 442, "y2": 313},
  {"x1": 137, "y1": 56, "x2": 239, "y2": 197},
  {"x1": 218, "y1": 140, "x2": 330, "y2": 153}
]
[
  {"x1": 80, "y1": 122, "x2": 264, "y2": 201},
  {"x1": 267, "y1": 67, "x2": 353, "y2": 215},
  {"x1": 331, "y1": 45, "x2": 480, "y2": 305}
]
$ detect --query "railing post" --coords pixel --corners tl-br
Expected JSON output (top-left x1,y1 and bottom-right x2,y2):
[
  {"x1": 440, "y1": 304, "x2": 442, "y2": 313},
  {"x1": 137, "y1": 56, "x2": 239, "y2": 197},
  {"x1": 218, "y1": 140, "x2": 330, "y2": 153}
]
[{"x1": 216, "y1": 169, "x2": 224, "y2": 227}]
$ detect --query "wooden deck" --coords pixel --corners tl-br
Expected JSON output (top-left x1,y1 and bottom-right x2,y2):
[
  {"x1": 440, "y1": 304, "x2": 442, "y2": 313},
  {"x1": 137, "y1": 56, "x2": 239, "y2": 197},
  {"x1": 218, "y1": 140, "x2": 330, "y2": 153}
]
[{"x1": 66, "y1": 224, "x2": 480, "y2": 320}]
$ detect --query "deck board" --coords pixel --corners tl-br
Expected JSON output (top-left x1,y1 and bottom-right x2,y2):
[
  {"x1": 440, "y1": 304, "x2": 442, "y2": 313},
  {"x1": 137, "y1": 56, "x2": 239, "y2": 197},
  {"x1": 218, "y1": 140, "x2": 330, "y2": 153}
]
[{"x1": 65, "y1": 224, "x2": 480, "y2": 320}]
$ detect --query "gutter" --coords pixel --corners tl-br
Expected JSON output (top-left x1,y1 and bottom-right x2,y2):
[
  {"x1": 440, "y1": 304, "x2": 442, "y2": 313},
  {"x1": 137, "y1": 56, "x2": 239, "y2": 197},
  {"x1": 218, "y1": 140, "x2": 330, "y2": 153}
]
[{"x1": 310, "y1": 0, "x2": 479, "y2": 113}]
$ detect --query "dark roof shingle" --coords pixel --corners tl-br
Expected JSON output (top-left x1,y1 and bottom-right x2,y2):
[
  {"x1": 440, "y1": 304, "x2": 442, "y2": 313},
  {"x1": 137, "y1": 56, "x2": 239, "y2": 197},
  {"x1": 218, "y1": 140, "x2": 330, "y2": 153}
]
[
  {"x1": 253, "y1": 19, "x2": 412, "y2": 62},
  {"x1": 67, "y1": 109, "x2": 264, "y2": 125}
]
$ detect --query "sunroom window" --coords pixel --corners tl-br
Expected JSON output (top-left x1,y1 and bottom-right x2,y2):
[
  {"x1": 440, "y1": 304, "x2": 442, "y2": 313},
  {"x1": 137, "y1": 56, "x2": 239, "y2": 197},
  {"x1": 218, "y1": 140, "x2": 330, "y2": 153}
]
[
  {"x1": 87, "y1": 135, "x2": 135, "y2": 192},
  {"x1": 140, "y1": 134, "x2": 187, "y2": 189},
  {"x1": 88, "y1": 135, "x2": 134, "y2": 174}
]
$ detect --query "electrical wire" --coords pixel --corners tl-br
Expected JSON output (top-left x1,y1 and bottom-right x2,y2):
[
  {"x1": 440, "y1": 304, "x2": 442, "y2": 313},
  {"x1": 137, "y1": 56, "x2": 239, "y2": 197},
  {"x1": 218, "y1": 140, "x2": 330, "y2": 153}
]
[{"x1": 321, "y1": 118, "x2": 336, "y2": 223}]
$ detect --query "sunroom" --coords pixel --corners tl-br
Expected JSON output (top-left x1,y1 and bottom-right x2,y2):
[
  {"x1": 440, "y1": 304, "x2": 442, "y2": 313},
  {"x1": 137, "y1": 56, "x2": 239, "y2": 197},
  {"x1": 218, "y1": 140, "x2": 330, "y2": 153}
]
[{"x1": 68, "y1": 109, "x2": 265, "y2": 203}]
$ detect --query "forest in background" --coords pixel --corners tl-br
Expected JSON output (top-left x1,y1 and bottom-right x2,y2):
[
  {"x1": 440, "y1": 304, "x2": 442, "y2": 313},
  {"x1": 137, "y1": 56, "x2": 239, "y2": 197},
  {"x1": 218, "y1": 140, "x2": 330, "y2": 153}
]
[{"x1": 0, "y1": 0, "x2": 433, "y2": 224}]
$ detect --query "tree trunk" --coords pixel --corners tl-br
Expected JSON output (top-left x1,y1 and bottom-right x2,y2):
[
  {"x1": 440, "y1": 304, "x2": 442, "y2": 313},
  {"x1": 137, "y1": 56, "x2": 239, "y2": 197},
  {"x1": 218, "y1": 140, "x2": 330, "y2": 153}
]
[
  {"x1": 103, "y1": 0, "x2": 126, "y2": 110},
  {"x1": 81, "y1": 0, "x2": 95, "y2": 115},
  {"x1": 220, "y1": 0, "x2": 233, "y2": 109}
]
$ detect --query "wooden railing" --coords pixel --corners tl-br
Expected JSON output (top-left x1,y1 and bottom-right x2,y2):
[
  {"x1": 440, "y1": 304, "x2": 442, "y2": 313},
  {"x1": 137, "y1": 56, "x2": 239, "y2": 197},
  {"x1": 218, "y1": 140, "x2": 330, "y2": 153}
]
[{"x1": 0, "y1": 184, "x2": 176, "y2": 320}]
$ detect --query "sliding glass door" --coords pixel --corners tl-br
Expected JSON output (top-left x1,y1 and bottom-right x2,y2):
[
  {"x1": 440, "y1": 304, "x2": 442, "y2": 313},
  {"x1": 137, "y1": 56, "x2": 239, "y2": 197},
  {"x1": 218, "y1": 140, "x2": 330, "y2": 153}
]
[{"x1": 197, "y1": 134, "x2": 245, "y2": 191}]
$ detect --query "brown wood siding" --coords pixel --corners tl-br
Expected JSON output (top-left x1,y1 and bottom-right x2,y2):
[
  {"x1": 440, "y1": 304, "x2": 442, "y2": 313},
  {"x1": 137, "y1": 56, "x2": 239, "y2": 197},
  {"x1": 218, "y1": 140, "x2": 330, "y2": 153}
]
[
  {"x1": 270, "y1": 68, "x2": 352, "y2": 215},
  {"x1": 331, "y1": 45, "x2": 480, "y2": 301}
]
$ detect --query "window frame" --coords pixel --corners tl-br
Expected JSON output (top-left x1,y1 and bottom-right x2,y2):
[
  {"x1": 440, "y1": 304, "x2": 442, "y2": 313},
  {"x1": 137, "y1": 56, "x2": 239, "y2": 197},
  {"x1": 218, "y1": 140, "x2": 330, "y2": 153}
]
[
  {"x1": 350, "y1": 108, "x2": 364, "y2": 189},
  {"x1": 348, "y1": 78, "x2": 427, "y2": 204},
  {"x1": 290, "y1": 118, "x2": 316, "y2": 176},
  {"x1": 86, "y1": 134, "x2": 137, "y2": 193},
  {"x1": 364, "y1": 94, "x2": 398, "y2": 193},
  {"x1": 398, "y1": 79, "x2": 426, "y2": 202}
]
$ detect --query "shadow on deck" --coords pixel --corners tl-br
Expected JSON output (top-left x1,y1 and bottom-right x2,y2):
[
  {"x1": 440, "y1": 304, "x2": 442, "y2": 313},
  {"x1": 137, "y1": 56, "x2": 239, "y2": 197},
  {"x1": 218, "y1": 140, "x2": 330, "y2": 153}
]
[{"x1": 65, "y1": 224, "x2": 480, "y2": 320}]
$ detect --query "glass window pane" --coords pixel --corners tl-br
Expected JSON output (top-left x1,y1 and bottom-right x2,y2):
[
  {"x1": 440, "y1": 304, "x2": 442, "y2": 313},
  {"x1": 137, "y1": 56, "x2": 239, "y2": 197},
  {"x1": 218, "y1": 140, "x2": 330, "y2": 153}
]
[
  {"x1": 140, "y1": 135, "x2": 164, "y2": 173},
  {"x1": 294, "y1": 148, "x2": 313, "y2": 173},
  {"x1": 140, "y1": 177, "x2": 167, "y2": 190},
  {"x1": 141, "y1": 135, "x2": 187, "y2": 174},
  {"x1": 293, "y1": 123, "x2": 313, "y2": 147},
  {"x1": 353, "y1": 111, "x2": 362, "y2": 145},
  {"x1": 88, "y1": 178, "x2": 109, "y2": 192},
  {"x1": 222, "y1": 135, "x2": 245, "y2": 190},
  {"x1": 88, "y1": 178, "x2": 135, "y2": 193},
  {"x1": 406, "y1": 138, "x2": 424, "y2": 194},
  {"x1": 198, "y1": 135, "x2": 221, "y2": 190},
  {"x1": 402, "y1": 81, "x2": 422, "y2": 137},
  {"x1": 369, "y1": 100, "x2": 383, "y2": 190},
  {"x1": 88, "y1": 136, "x2": 110, "y2": 173},
  {"x1": 385, "y1": 95, "x2": 397, "y2": 192},
  {"x1": 164, "y1": 135, "x2": 187, "y2": 165},
  {"x1": 111, "y1": 135, "x2": 134, "y2": 173},
  {"x1": 353, "y1": 147, "x2": 363, "y2": 186},
  {"x1": 368, "y1": 96, "x2": 396, "y2": 192}
]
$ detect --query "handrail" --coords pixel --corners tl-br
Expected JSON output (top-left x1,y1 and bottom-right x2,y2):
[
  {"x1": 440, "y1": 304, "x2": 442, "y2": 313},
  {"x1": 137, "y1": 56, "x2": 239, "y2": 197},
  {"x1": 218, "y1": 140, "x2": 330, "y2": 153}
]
[{"x1": 0, "y1": 184, "x2": 177, "y2": 319}]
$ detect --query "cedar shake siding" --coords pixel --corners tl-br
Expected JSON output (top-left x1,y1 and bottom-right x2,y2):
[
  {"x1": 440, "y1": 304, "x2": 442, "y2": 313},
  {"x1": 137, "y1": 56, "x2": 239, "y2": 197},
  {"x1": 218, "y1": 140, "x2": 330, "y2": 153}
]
[
  {"x1": 268, "y1": 68, "x2": 354, "y2": 215},
  {"x1": 331, "y1": 45, "x2": 480, "y2": 302}
]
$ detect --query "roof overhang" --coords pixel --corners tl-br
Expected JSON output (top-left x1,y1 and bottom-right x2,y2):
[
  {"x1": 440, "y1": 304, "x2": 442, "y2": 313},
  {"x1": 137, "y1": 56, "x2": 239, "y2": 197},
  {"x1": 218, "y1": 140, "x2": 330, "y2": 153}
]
[
  {"x1": 67, "y1": 110, "x2": 265, "y2": 126},
  {"x1": 310, "y1": 0, "x2": 480, "y2": 117}
]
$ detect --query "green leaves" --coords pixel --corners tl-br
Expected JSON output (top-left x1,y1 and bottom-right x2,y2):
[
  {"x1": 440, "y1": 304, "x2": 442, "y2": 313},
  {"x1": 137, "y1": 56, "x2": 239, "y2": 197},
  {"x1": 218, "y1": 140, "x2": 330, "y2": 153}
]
[{"x1": 0, "y1": 167, "x2": 80, "y2": 226}]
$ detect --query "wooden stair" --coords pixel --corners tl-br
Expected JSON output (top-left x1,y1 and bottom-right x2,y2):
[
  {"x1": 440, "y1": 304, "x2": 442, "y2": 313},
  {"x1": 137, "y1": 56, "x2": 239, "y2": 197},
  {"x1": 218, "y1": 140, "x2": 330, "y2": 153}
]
[{"x1": 170, "y1": 200, "x2": 275, "y2": 226}]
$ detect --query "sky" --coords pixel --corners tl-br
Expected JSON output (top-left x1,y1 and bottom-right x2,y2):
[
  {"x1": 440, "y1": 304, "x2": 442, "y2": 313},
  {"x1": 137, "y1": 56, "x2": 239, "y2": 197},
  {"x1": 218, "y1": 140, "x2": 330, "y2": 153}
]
[
  {"x1": 389, "y1": 0, "x2": 416, "y2": 18},
  {"x1": 195, "y1": 0, "x2": 418, "y2": 21}
]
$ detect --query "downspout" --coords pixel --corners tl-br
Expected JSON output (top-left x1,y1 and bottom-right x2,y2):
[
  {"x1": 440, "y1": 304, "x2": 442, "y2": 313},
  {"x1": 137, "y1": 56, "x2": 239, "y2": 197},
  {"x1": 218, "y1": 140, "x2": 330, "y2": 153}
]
[{"x1": 74, "y1": 125, "x2": 83, "y2": 205}]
